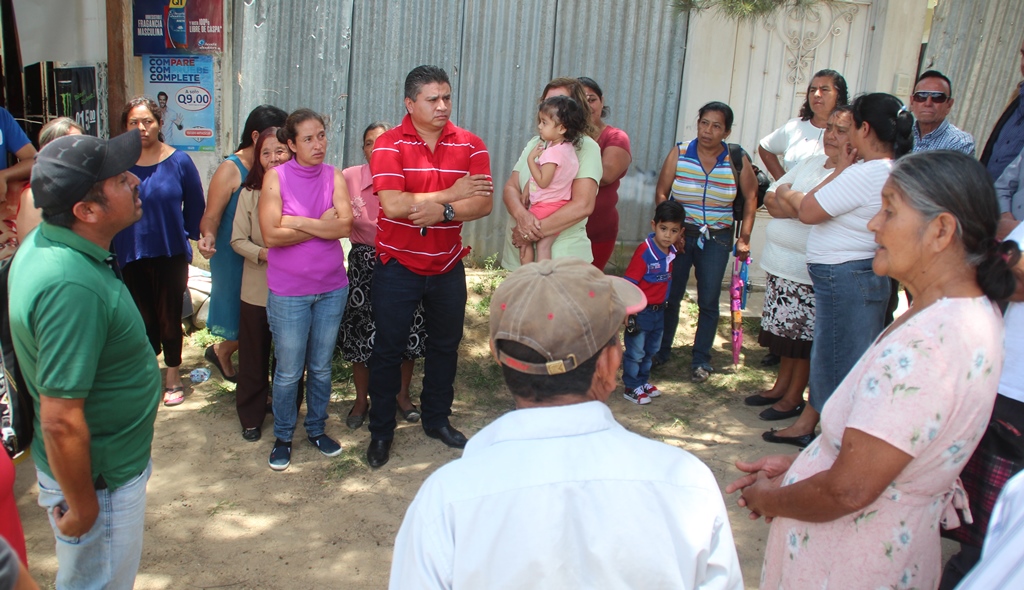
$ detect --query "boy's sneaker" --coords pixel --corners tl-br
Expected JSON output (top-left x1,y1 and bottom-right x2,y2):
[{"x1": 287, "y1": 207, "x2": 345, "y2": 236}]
[
  {"x1": 643, "y1": 383, "x2": 661, "y2": 398},
  {"x1": 692, "y1": 367, "x2": 711, "y2": 383},
  {"x1": 308, "y1": 434, "x2": 343, "y2": 457},
  {"x1": 623, "y1": 386, "x2": 651, "y2": 405},
  {"x1": 269, "y1": 439, "x2": 292, "y2": 471}
]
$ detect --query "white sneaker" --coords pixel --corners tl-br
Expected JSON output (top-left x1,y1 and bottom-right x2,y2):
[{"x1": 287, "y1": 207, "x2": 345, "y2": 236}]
[
  {"x1": 623, "y1": 386, "x2": 651, "y2": 405},
  {"x1": 643, "y1": 383, "x2": 661, "y2": 398}
]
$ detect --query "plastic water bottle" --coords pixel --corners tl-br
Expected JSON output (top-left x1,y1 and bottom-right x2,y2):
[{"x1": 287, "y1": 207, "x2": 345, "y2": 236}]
[{"x1": 189, "y1": 368, "x2": 210, "y2": 383}]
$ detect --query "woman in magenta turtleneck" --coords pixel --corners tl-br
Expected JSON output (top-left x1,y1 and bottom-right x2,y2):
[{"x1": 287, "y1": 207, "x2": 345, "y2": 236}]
[{"x1": 258, "y1": 109, "x2": 353, "y2": 471}]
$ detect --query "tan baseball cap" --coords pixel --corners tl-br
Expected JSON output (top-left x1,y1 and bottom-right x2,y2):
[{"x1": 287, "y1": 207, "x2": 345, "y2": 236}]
[{"x1": 490, "y1": 258, "x2": 646, "y2": 375}]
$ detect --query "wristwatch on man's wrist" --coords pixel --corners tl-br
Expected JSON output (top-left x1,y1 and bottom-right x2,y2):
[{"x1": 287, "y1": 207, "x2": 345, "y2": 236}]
[{"x1": 443, "y1": 203, "x2": 456, "y2": 222}]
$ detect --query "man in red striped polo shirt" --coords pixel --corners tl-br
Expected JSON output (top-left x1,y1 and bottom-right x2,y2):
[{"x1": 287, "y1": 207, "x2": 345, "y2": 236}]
[{"x1": 366, "y1": 65, "x2": 494, "y2": 468}]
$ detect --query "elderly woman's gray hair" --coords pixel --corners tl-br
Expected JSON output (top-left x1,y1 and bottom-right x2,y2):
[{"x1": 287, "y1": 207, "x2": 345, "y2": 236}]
[
  {"x1": 38, "y1": 117, "x2": 83, "y2": 147},
  {"x1": 887, "y1": 150, "x2": 1020, "y2": 300}
]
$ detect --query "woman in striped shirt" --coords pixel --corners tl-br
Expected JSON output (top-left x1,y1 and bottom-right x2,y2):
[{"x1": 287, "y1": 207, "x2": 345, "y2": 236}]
[{"x1": 653, "y1": 102, "x2": 757, "y2": 382}]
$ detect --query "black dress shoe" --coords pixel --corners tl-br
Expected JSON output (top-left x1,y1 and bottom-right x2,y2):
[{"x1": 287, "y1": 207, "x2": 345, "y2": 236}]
[
  {"x1": 367, "y1": 439, "x2": 393, "y2": 468},
  {"x1": 762, "y1": 428, "x2": 815, "y2": 448},
  {"x1": 242, "y1": 427, "x2": 261, "y2": 442},
  {"x1": 424, "y1": 425, "x2": 468, "y2": 449},
  {"x1": 744, "y1": 393, "x2": 783, "y2": 406},
  {"x1": 759, "y1": 403, "x2": 806, "y2": 421},
  {"x1": 205, "y1": 345, "x2": 237, "y2": 383}
]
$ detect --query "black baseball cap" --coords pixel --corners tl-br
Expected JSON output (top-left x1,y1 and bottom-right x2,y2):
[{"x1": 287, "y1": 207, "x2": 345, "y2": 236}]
[{"x1": 31, "y1": 130, "x2": 142, "y2": 211}]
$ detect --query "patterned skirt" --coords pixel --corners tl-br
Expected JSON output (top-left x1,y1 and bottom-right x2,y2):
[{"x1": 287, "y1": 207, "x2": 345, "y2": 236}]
[
  {"x1": 338, "y1": 243, "x2": 427, "y2": 363},
  {"x1": 758, "y1": 273, "x2": 815, "y2": 359}
]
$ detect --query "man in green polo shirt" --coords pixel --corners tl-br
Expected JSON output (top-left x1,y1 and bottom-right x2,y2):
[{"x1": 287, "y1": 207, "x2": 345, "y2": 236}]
[{"x1": 9, "y1": 129, "x2": 161, "y2": 589}]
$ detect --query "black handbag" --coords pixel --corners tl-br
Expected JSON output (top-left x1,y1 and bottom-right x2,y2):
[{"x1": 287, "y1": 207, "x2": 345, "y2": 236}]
[{"x1": 0, "y1": 254, "x2": 34, "y2": 459}]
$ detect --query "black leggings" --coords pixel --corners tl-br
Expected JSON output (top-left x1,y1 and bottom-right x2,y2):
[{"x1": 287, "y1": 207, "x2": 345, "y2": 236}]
[{"x1": 121, "y1": 255, "x2": 188, "y2": 367}]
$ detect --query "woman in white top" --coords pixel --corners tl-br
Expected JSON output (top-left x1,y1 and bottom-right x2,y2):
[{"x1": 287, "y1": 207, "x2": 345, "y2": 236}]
[
  {"x1": 745, "y1": 107, "x2": 855, "y2": 422},
  {"x1": 764, "y1": 93, "x2": 914, "y2": 447},
  {"x1": 758, "y1": 70, "x2": 848, "y2": 180}
]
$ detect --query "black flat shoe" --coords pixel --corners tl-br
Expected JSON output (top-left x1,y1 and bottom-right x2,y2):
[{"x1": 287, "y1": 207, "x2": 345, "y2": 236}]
[
  {"x1": 242, "y1": 427, "x2": 261, "y2": 442},
  {"x1": 346, "y1": 405, "x2": 366, "y2": 429},
  {"x1": 367, "y1": 439, "x2": 393, "y2": 468},
  {"x1": 762, "y1": 428, "x2": 815, "y2": 448},
  {"x1": 399, "y1": 404, "x2": 421, "y2": 423},
  {"x1": 424, "y1": 425, "x2": 468, "y2": 449},
  {"x1": 759, "y1": 403, "x2": 806, "y2": 421},
  {"x1": 744, "y1": 393, "x2": 783, "y2": 406},
  {"x1": 205, "y1": 345, "x2": 237, "y2": 383}
]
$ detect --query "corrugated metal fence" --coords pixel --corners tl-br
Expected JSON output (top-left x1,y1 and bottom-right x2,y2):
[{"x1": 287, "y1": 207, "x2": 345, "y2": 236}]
[
  {"x1": 231, "y1": 0, "x2": 688, "y2": 265},
  {"x1": 919, "y1": 0, "x2": 1023, "y2": 150}
]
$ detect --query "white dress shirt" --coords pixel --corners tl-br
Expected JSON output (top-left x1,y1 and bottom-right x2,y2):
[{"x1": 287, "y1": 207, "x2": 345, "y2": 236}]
[
  {"x1": 999, "y1": 223, "x2": 1024, "y2": 404},
  {"x1": 389, "y1": 401, "x2": 743, "y2": 590},
  {"x1": 955, "y1": 471, "x2": 1024, "y2": 589}
]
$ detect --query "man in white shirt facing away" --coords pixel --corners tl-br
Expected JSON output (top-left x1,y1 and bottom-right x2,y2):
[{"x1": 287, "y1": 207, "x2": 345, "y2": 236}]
[{"x1": 389, "y1": 258, "x2": 743, "y2": 590}]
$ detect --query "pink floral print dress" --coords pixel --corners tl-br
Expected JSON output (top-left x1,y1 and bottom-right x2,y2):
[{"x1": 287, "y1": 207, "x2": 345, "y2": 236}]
[{"x1": 761, "y1": 297, "x2": 1003, "y2": 589}]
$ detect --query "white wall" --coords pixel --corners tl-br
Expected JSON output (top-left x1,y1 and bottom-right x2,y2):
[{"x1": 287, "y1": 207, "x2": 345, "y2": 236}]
[
  {"x1": 676, "y1": 0, "x2": 929, "y2": 286},
  {"x1": 12, "y1": 0, "x2": 107, "y2": 66}
]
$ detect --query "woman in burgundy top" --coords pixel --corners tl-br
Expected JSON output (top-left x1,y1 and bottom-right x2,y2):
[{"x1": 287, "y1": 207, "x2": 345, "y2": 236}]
[{"x1": 579, "y1": 77, "x2": 631, "y2": 271}]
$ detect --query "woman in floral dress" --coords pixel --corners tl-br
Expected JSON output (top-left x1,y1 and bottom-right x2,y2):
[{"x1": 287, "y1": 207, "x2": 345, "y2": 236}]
[{"x1": 726, "y1": 151, "x2": 1021, "y2": 589}]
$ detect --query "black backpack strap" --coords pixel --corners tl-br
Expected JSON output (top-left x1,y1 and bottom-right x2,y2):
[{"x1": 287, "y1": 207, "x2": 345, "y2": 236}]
[{"x1": 728, "y1": 143, "x2": 745, "y2": 175}]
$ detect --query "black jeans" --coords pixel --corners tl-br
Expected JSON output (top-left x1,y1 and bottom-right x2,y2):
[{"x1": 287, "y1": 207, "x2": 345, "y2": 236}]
[{"x1": 368, "y1": 258, "x2": 466, "y2": 440}]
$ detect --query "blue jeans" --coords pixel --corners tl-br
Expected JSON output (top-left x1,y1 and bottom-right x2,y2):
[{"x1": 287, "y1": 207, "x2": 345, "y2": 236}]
[
  {"x1": 36, "y1": 461, "x2": 152, "y2": 590},
  {"x1": 623, "y1": 307, "x2": 664, "y2": 389},
  {"x1": 657, "y1": 229, "x2": 733, "y2": 370},
  {"x1": 267, "y1": 287, "x2": 347, "y2": 441},
  {"x1": 807, "y1": 259, "x2": 890, "y2": 411},
  {"x1": 368, "y1": 258, "x2": 466, "y2": 439}
]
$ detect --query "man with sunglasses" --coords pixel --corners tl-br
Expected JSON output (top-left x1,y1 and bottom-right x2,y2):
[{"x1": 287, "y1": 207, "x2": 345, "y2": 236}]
[{"x1": 910, "y1": 70, "x2": 975, "y2": 156}]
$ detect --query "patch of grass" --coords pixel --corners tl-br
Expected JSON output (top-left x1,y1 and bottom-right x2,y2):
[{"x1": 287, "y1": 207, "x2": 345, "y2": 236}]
[
  {"x1": 685, "y1": 301, "x2": 699, "y2": 326},
  {"x1": 640, "y1": 410, "x2": 659, "y2": 427},
  {"x1": 456, "y1": 356, "x2": 513, "y2": 414},
  {"x1": 324, "y1": 447, "x2": 365, "y2": 480},
  {"x1": 208, "y1": 500, "x2": 236, "y2": 516},
  {"x1": 196, "y1": 382, "x2": 236, "y2": 416},
  {"x1": 331, "y1": 350, "x2": 355, "y2": 399},
  {"x1": 189, "y1": 328, "x2": 223, "y2": 349},
  {"x1": 468, "y1": 254, "x2": 507, "y2": 315}
]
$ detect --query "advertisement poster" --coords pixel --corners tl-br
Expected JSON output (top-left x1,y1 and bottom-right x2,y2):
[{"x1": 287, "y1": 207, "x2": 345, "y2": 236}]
[
  {"x1": 133, "y1": 0, "x2": 224, "y2": 55},
  {"x1": 142, "y1": 54, "x2": 215, "y2": 152},
  {"x1": 54, "y1": 67, "x2": 99, "y2": 136}
]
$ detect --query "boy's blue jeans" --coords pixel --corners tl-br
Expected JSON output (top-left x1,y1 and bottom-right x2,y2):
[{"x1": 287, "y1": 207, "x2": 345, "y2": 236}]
[{"x1": 623, "y1": 306, "x2": 665, "y2": 390}]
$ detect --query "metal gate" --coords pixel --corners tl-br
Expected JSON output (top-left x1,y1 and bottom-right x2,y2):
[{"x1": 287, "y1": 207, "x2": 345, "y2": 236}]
[{"x1": 232, "y1": 0, "x2": 688, "y2": 263}]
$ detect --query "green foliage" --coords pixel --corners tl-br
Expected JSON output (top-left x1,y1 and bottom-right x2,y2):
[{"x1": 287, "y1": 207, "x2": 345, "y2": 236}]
[
  {"x1": 330, "y1": 349, "x2": 354, "y2": 398},
  {"x1": 324, "y1": 447, "x2": 367, "y2": 480},
  {"x1": 468, "y1": 256, "x2": 507, "y2": 316},
  {"x1": 188, "y1": 328, "x2": 222, "y2": 349},
  {"x1": 670, "y1": 0, "x2": 831, "y2": 21}
]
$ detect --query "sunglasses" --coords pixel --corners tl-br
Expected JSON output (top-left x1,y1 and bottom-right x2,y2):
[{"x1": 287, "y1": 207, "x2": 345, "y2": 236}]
[{"x1": 912, "y1": 91, "x2": 949, "y2": 104}]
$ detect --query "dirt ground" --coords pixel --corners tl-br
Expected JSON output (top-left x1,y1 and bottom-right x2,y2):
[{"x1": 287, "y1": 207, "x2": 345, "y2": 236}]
[{"x1": 12, "y1": 270, "x2": 953, "y2": 589}]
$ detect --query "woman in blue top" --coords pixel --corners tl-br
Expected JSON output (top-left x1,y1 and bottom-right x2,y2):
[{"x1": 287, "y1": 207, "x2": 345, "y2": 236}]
[
  {"x1": 653, "y1": 102, "x2": 758, "y2": 382},
  {"x1": 197, "y1": 105, "x2": 287, "y2": 383},
  {"x1": 113, "y1": 96, "x2": 205, "y2": 406}
]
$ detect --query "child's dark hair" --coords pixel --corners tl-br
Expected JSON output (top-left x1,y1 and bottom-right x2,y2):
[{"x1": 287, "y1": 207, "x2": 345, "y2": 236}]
[
  {"x1": 654, "y1": 200, "x2": 685, "y2": 225},
  {"x1": 539, "y1": 96, "x2": 589, "y2": 148}
]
